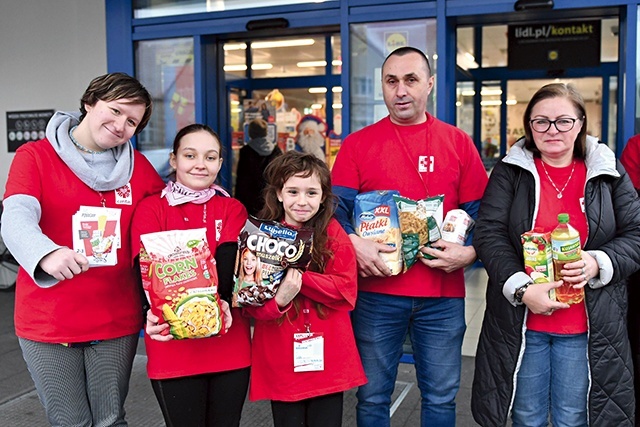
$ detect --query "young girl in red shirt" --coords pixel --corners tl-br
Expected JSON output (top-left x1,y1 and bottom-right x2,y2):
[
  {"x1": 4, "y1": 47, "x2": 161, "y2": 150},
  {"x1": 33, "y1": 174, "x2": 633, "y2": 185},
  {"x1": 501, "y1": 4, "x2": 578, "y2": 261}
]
[
  {"x1": 245, "y1": 151, "x2": 366, "y2": 427},
  {"x1": 132, "y1": 124, "x2": 251, "y2": 427}
]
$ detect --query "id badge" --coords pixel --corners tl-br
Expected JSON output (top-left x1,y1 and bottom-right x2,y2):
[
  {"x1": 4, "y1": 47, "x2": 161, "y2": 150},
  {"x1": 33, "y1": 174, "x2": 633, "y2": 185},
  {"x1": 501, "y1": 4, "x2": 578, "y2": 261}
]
[{"x1": 293, "y1": 332, "x2": 324, "y2": 372}]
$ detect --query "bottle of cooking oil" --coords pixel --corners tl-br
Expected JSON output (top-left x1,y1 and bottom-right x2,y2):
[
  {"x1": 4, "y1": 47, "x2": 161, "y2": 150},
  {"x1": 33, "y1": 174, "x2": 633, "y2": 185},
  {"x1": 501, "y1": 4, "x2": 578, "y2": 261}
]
[{"x1": 551, "y1": 213, "x2": 584, "y2": 304}]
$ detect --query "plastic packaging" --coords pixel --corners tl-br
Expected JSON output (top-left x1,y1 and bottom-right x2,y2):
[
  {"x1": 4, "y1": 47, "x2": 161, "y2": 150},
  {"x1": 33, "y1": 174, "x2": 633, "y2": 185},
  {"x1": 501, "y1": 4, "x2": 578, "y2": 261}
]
[{"x1": 551, "y1": 213, "x2": 584, "y2": 304}]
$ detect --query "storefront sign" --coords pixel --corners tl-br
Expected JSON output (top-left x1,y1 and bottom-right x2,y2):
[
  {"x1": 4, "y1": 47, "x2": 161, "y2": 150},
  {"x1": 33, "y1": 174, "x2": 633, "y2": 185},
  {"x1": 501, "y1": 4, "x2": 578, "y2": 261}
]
[
  {"x1": 508, "y1": 20, "x2": 601, "y2": 70},
  {"x1": 6, "y1": 110, "x2": 54, "y2": 152}
]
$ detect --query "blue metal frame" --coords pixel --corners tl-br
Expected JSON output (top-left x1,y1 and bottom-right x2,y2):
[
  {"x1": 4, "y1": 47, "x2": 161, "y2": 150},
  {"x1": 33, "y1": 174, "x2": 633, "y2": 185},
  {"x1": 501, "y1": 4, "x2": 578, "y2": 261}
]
[{"x1": 106, "y1": 0, "x2": 640, "y2": 367}]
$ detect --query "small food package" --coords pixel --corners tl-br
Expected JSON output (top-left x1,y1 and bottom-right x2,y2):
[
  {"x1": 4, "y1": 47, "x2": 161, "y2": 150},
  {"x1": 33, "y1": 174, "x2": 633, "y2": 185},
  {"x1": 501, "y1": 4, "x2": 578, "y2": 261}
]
[
  {"x1": 139, "y1": 228, "x2": 225, "y2": 339},
  {"x1": 441, "y1": 209, "x2": 475, "y2": 245},
  {"x1": 394, "y1": 194, "x2": 444, "y2": 269},
  {"x1": 521, "y1": 229, "x2": 556, "y2": 300},
  {"x1": 354, "y1": 190, "x2": 403, "y2": 275},
  {"x1": 232, "y1": 217, "x2": 313, "y2": 307}
]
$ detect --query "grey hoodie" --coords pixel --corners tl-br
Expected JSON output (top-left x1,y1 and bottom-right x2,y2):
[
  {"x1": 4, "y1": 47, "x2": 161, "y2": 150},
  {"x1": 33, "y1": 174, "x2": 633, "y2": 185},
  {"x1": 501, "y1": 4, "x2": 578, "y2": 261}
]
[{"x1": 1, "y1": 111, "x2": 136, "y2": 287}]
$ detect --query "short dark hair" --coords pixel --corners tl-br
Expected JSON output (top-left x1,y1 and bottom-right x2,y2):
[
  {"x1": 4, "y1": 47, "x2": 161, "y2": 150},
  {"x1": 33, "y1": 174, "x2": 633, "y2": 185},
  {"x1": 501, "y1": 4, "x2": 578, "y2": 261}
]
[
  {"x1": 248, "y1": 119, "x2": 267, "y2": 139},
  {"x1": 79, "y1": 72, "x2": 153, "y2": 135},
  {"x1": 523, "y1": 83, "x2": 587, "y2": 159},
  {"x1": 382, "y1": 46, "x2": 432, "y2": 76}
]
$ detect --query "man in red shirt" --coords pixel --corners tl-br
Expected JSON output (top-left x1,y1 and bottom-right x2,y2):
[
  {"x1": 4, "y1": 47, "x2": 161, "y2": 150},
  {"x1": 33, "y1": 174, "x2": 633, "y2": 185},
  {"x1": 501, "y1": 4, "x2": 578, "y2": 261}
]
[{"x1": 331, "y1": 47, "x2": 488, "y2": 426}]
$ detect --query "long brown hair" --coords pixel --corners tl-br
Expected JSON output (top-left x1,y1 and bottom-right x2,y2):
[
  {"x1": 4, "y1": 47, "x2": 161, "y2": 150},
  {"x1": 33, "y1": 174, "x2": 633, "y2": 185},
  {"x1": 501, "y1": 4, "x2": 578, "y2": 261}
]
[
  {"x1": 523, "y1": 83, "x2": 587, "y2": 159},
  {"x1": 258, "y1": 151, "x2": 335, "y2": 320},
  {"x1": 259, "y1": 151, "x2": 334, "y2": 271}
]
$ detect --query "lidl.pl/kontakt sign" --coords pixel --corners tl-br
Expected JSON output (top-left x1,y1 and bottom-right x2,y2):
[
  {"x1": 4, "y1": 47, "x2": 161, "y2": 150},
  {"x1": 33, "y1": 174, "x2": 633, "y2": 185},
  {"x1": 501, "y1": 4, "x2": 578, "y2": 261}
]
[{"x1": 508, "y1": 20, "x2": 601, "y2": 70}]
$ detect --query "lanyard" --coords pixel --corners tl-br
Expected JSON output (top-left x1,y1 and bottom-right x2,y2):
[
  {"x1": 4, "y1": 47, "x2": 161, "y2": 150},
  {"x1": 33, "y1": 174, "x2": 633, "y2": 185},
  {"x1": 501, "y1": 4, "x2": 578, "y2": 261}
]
[
  {"x1": 302, "y1": 299, "x2": 312, "y2": 333},
  {"x1": 97, "y1": 191, "x2": 106, "y2": 207},
  {"x1": 392, "y1": 121, "x2": 430, "y2": 196}
]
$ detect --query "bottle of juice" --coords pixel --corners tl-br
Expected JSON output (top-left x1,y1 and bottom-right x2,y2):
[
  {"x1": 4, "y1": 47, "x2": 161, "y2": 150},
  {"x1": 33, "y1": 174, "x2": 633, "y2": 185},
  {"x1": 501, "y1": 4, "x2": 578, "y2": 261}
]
[{"x1": 551, "y1": 213, "x2": 584, "y2": 304}]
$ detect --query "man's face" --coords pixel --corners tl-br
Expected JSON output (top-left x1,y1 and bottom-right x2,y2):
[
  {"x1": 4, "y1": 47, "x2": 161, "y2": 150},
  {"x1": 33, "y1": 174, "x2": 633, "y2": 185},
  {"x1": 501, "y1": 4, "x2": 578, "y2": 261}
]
[{"x1": 382, "y1": 52, "x2": 434, "y2": 126}]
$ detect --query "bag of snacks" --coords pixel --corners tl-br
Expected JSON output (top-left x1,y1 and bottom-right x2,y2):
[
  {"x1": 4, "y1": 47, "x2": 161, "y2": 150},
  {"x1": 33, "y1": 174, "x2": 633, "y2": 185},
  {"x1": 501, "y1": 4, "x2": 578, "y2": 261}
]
[
  {"x1": 139, "y1": 228, "x2": 224, "y2": 339},
  {"x1": 393, "y1": 194, "x2": 444, "y2": 270},
  {"x1": 232, "y1": 217, "x2": 313, "y2": 307},
  {"x1": 354, "y1": 190, "x2": 403, "y2": 275}
]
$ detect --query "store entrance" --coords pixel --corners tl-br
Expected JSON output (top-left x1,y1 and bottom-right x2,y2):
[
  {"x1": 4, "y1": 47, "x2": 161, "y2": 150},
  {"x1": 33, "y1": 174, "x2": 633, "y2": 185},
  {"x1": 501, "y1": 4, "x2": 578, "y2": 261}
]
[
  {"x1": 455, "y1": 16, "x2": 620, "y2": 170},
  {"x1": 221, "y1": 32, "x2": 342, "y2": 193}
]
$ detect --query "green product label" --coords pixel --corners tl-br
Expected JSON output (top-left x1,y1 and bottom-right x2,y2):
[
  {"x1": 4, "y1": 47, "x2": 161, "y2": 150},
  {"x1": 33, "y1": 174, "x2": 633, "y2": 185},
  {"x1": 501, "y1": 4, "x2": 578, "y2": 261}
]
[{"x1": 552, "y1": 237, "x2": 581, "y2": 261}]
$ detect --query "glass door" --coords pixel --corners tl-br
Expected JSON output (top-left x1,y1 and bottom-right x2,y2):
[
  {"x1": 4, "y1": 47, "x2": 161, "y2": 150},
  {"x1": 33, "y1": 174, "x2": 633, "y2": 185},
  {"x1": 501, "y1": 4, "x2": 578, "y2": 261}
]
[
  {"x1": 221, "y1": 33, "x2": 342, "y2": 193},
  {"x1": 456, "y1": 17, "x2": 619, "y2": 170}
]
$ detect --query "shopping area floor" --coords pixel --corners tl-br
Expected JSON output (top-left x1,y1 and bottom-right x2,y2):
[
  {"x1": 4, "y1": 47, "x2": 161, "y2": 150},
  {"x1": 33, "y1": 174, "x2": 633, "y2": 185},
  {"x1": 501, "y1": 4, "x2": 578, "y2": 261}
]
[{"x1": 0, "y1": 266, "x2": 488, "y2": 426}]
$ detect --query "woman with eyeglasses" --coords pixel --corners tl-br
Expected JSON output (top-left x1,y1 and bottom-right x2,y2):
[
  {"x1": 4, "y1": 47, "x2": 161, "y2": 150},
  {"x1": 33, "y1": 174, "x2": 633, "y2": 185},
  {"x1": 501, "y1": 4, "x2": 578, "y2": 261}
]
[{"x1": 471, "y1": 83, "x2": 640, "y2": 426}]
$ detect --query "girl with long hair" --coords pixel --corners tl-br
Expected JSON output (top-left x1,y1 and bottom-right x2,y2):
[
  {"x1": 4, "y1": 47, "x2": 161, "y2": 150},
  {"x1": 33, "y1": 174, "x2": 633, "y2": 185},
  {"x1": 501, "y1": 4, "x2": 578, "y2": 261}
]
[{"x1": 245, "y1": 151, "x2": 366, "y2": 427}]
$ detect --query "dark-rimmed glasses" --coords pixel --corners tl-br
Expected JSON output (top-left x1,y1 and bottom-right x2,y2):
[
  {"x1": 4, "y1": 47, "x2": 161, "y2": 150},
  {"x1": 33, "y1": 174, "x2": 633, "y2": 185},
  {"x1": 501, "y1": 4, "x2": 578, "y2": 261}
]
[{"x1": 530, "y1": 117, "x2": 583, "y2": 133}]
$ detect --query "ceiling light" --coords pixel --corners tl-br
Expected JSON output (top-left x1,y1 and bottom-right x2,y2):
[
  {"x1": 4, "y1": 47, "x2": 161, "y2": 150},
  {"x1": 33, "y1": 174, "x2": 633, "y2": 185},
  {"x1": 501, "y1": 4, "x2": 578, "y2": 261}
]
[
  {"x1": 332, "y1": 87, "x2": 343, "y2": 93},
  {"x1": 298, "y1": 61, "x2": 326, "y2": 68},
  {"x1": 480, "y1": 100, "x2": 502, "y2": 106},
  {"x1": 332, "y1": 60, "x2": 342, "y2": 66},
  {"x1": 223, "y1": 63, "x2": 272, "y2": 71},
  {"x1": 506, "y1": 99, "x2": 517, "y2": 105},
  {"x1": 224, "y1": 39, "x2": 316, "y2": 51},
  {"x1": 224, "y1": 43, "x2": 247, "y2": 51},
  {"x1": 251, "y1": 63, "x2": 273, "y2": 70},
  {"x1": 311, "y1": 103, "x2": 323, "y2": 110},
  {"x1": 461, "y1": 90, "x2": 475, "y2": 97},
  {"x1": 332, "y1": 103, "x2": 343, "y2": 109},
  {"x1": 308, "y1": 87, "x2": 328, "y2": 93},
  {"x1": 481, "y1": 89, "x2": 502, "y2": 96},
  {"x1": 464, "y1": 52, "x2": 476, "y2": 62},
  {"x1": 252, "y1": 39, "x2": 315, "y2": 49},
  {"x1": 224, "y1": 64, "x2": 247, "y2": 71}
]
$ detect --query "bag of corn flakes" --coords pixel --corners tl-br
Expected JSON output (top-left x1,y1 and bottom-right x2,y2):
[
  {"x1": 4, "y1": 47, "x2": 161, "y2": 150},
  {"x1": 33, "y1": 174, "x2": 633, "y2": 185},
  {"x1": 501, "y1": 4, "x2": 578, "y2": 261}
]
[{"x1": 139, "y1": 228, "x2": 225, "y2": 339}]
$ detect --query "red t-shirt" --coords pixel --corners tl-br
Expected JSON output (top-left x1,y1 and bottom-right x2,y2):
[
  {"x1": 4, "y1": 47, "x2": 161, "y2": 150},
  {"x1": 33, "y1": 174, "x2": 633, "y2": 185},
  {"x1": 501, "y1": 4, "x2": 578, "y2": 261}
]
[
  {"x1": 130, "y1": 194, "x2": 251, "y2": 379},
  {"x1": 5, "y1": 139, "x2": 165, "y2": 342},
  {"x1": 620, "y1": 134, "x2": 640, "y2": 189},
  {"x1": 527, "y1": 158, "x2": 588, "y2": 334},
  {"x1": 331, "y1": 115, "x2": 488, "y2": 297},
  {"x1": 245, "y1": 219, "x2": 366, "y2": 401}
]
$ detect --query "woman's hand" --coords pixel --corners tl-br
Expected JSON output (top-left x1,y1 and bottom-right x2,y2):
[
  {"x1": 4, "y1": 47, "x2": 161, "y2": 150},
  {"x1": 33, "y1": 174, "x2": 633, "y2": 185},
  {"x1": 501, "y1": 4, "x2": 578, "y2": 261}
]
[
  {"x1": 220, "y1": 299, "x2": 233, "y2": 333},
  {"x1": 145, "y1": 309, "x2": 172, "y2": 341},
  {"x1": 522, "y1": 280, "x2": 570, "y2": 315},
  {"x1": 274, "y1": 268, "x2": 303, "y2": 308},
  {"x1": 560, "y1": 252, "x2": 598, "y2": 288},
  {"x1": 39, "y1": 247, "x2": 89, "y2": 281}
]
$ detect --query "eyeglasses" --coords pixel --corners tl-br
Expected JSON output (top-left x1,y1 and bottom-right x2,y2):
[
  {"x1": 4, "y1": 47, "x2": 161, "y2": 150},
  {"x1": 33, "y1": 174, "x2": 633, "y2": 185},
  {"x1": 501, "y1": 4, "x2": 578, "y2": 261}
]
[{"x1": 530, "y1": 117, "x2": 583, "y2": 133}]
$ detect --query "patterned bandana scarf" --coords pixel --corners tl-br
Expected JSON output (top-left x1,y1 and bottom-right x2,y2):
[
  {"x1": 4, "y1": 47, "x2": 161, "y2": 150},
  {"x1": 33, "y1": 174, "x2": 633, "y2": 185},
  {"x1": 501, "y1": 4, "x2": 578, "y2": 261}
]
[{"x1": 161, "y1": 181, "x2": 230, "y2": 206}]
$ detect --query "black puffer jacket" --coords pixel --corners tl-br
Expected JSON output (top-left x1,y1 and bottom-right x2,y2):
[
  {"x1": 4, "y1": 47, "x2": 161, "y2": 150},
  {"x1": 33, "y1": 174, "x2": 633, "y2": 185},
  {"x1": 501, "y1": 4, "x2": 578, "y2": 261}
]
[{"x1": 471, "y1": 137, "x2": 640, "y2": 426}]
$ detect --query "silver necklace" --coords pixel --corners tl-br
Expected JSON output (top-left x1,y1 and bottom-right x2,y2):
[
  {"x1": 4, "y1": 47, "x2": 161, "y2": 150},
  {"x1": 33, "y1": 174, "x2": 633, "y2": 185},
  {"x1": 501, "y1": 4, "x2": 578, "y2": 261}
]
[
  {"x1": 69, "y1": 126, "x2": 107, "y2": 155},
  {"x1": 540, "y1": 160, "x2": 576, "y2": 199}
]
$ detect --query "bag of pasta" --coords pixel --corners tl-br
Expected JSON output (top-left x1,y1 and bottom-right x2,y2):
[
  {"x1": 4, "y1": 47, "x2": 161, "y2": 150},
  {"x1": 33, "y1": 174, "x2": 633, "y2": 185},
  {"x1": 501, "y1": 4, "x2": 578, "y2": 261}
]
[
  {"x1": 139, "y1": 228, "x2": 225, "y2": 339},
  {"x1": 232, "y1": 217, "x2": 313, "y2": 307},
  {"x1": 354, "y1": 190, "x2": 403, "y2": 275},
  {"x1": 393, "y1": 194, "x2": 444, "y2": 271}
]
